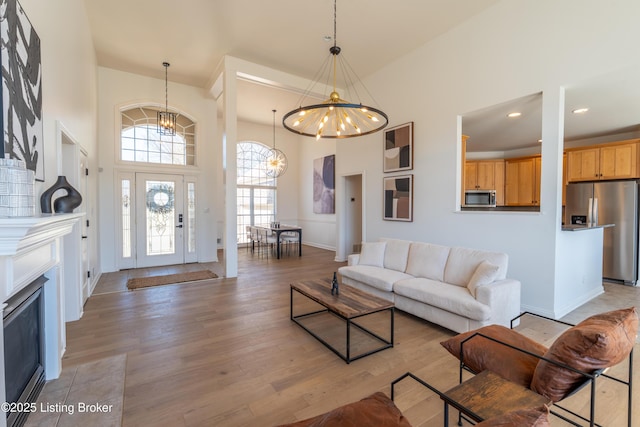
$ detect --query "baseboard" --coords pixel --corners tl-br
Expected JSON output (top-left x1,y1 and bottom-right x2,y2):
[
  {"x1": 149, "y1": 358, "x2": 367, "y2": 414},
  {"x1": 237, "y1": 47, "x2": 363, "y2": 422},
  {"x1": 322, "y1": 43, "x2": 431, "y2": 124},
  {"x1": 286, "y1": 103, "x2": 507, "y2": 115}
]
[{"x1": 520, "y1": 285, "x2": 604, "y2": 320}]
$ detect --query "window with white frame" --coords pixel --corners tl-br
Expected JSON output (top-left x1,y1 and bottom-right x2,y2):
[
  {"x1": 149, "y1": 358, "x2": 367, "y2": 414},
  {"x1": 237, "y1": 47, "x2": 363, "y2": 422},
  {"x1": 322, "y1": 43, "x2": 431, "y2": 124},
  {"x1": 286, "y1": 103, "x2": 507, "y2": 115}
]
[
  {"x1": 121, "y1": 106, "x2": 196, "y2": 165},
  {"x1": 237, "y1": 141, "x2": 276, "y2": 244}
]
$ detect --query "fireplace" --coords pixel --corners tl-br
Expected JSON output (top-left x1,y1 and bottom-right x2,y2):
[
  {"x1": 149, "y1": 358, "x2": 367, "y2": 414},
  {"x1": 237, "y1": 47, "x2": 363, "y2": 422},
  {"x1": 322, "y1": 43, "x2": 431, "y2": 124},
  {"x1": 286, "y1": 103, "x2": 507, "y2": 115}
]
[
  {"x1": 0, "y1": 214, "x2": 83, "y2": 427},
  {"x1": 4, "y1": 276, "x2": 47, "y2": 427}
]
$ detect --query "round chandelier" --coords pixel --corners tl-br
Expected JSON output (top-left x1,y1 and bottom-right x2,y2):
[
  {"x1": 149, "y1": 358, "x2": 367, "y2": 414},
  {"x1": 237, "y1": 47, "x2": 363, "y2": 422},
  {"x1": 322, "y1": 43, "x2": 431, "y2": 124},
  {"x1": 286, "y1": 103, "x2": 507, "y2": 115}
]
[
  {"x1": 282, "y1": 0, "x2": 388, "y2": 139},
  {"x1": 265, "y1": 109, "x2": 288, "y2": 178}
]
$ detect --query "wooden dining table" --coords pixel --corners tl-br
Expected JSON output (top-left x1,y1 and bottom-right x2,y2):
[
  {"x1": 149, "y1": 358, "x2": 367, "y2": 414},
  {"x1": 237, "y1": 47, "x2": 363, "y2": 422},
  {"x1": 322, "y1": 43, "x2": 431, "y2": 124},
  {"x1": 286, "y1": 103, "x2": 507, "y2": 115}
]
[{"x1": 255, "y1": 225, "x2": 302, "y2": 259}]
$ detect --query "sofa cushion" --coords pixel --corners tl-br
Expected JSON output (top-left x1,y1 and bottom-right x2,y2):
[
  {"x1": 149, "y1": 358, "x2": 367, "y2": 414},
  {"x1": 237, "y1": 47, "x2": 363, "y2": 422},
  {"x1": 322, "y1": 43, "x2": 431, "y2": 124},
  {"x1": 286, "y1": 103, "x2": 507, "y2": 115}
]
[
  {"x1": 444, "y1": 247, "x2": 508, "y2": 287},
  {"x1": 467, "y1": 261, "x2": 500, "y2": 297},
  {"x1": 405, "y1": 242, "x2": 450, "y2": 281},
  {"x1": 339, "y1": 265, "x2": 413, "y2": 292},
  {"x1": 380, "y1": 238, "x2": 412, "y2": 272},
  {"x1": 394, "y1": 278, "x2": 491, "y2": 321},
  {"x1": 475, "y1": 405, "x2": 550, "y2": 427},
  {"x1": 276, "y1": 392, "x2": 412, "y2": 427},
  {"x1": 530, "y1": 307, "x2": 638, "y2": 402},
  {"x1": 358, "y1": 241, "x2": 386, "y2": 267},
  {"x1": 440, "y1": 325, "x2": 548, "y2": 387}
]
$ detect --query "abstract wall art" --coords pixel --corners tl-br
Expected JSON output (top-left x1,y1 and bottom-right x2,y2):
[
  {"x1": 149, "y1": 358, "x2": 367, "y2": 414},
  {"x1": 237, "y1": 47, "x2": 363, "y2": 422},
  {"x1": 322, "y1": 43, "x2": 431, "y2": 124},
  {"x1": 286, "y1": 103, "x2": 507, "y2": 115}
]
[
  {"x1": 1, "y1": 0, "x2": 44, "y2": 181},
  {"x1": 383, "y1": 122, "x2": 413, "y2": 173},
  {"x1": 313, "y1": 154, "x2": 335, "y2": 214},
  {"x1": 383, "y1": 174, "x2": 413, "y2": 221}
]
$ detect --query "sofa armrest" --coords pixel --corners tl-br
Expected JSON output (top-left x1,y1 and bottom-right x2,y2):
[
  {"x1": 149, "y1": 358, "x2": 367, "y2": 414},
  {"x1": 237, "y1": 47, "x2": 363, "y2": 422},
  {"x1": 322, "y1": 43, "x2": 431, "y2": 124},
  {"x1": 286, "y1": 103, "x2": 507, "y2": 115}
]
[
  {"x1": 475, "y1": 279, "x2": 521, "y2": 328},
  {"x1": 347, "y1": 253, "x2": 360, "y2": 266}
]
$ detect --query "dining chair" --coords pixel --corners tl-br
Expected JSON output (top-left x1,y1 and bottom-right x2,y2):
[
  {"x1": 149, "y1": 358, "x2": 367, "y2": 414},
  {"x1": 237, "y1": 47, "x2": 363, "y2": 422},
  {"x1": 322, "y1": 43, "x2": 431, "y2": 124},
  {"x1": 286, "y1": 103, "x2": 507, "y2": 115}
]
[{"x1": 259, "y1": 228, "x2": 277, "y2": 258}]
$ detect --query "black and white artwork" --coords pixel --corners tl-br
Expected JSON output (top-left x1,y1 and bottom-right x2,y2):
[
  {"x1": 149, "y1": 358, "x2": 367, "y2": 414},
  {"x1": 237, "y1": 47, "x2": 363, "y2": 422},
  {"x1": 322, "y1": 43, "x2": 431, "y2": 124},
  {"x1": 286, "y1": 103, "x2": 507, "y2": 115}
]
[{"x1": 1, "y1": 0, "x2": 43, "y2": 181}]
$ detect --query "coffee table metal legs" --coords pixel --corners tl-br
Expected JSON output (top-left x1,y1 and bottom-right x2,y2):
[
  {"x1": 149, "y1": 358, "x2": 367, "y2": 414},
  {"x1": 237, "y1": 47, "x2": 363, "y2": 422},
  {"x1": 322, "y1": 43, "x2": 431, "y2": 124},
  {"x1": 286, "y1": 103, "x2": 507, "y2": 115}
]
[{"x1": 290, "y1": 287, "x2": 394, "y2": 363}]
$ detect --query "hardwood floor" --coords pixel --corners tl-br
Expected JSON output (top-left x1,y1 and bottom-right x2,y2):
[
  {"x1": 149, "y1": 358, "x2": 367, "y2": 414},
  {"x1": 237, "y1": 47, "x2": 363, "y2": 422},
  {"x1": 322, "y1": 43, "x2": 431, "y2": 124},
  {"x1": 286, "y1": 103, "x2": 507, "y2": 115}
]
[{"x1": 59, "y1": 246, "x2": 639, "y2": 426}]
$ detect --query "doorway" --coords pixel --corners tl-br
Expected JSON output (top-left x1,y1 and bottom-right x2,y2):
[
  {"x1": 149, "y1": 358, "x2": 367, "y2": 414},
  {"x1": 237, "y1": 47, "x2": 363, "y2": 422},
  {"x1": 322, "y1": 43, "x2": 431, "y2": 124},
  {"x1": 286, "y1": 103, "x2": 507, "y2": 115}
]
[
  {"x1": 135, "y1": 173, "x2": 186, "y2": 268},
  {"x1": 344, "y1": 174, "x2": 363, "y2": 255}
]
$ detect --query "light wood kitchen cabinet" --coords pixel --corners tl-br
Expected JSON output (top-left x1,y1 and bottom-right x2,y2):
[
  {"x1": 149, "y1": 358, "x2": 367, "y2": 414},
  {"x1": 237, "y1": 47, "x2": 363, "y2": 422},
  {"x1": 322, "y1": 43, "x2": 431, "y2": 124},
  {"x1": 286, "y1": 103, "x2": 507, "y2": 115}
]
[
  {"x1": 505, "y1": 156, "x2": 541, "y2": 206},
  {"x1": 566, "y1": 140, "x2": 639, "y2": 182},
  {"x1": 465, "y1": 159, "x2": 505, "y2": 205}
]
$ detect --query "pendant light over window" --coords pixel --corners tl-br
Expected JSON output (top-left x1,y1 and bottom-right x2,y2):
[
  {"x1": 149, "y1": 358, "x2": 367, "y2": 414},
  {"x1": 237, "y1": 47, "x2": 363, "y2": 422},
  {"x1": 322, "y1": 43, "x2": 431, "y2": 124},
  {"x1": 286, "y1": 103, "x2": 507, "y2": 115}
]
[
  {"x1": 265, "y1": 109, "x2": 288, "y2": 178},
  {"x1": 283, "y1": 0, "x2": 388, "y2": 139},
  {"x1": 157, "y1": 62, "x2": 177, "y2": 135}
]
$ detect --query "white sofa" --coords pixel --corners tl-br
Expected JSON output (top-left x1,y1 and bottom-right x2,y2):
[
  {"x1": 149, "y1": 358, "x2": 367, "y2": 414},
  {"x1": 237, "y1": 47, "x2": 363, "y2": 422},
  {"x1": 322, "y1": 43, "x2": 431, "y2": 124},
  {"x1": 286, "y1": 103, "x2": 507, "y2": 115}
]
[{"x1": 338, "y1": 238, "x2": 521, "y2": 333}]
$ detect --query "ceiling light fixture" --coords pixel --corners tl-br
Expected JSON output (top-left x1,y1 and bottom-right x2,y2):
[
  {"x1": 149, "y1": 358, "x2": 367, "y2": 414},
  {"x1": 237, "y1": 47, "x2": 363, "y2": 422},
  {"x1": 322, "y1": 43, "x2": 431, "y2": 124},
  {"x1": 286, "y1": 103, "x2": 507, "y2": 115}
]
[
  {"x1": 507, "y1": 112, "x2": 522, "y2": 118},
  {"x1": 283, "y1": 0, "x2": 388, "y2": 139},
  {"x1": 157, "y1": 62, "x2": 177, "y2": 135},
  {"x1": 572, "y1": 108, "x2": 589, "y2": 114},
  {"x1": 264, "y1": 109, "x2": 288, "y2": 178}
]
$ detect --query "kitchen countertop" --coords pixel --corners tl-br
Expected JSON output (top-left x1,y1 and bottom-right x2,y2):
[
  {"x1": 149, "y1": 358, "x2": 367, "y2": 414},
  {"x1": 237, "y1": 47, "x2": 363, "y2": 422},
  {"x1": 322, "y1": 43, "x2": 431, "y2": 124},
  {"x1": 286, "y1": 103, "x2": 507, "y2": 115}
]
[{"x1": 561, "y1": 224, "x2": 615, "y2": 231}]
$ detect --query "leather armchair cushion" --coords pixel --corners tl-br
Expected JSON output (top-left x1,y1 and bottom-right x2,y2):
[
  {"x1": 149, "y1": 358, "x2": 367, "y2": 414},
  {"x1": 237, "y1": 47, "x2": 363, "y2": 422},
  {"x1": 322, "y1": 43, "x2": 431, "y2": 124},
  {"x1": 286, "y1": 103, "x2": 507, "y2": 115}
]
[
  {"x1": 276, "y1": 392, "x2": 412, "y2": 427},
  {"x1": 440, "y1": 325, "x2": 548, "y2": 387},
  {"x1": 531, "y1": 307, "x2": 638, "y2": 402},
  {"x1": 475, "y1": 405, "x2": 550, "y2": 427}
]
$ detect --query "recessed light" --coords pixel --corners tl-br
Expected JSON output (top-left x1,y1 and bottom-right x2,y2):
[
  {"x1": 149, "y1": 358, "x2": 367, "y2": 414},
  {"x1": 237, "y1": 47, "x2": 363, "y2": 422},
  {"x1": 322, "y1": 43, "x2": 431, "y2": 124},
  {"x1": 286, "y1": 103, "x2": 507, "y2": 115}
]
[
  {"x1": 507, "y1": 112, "x2": 522, "y2": 118},
  {"x1": 323, "y1": 35, "x2": 332, "y2": 42},
  {"x1": 572, "y1": 108, "x2": 589, "y2": 114}
]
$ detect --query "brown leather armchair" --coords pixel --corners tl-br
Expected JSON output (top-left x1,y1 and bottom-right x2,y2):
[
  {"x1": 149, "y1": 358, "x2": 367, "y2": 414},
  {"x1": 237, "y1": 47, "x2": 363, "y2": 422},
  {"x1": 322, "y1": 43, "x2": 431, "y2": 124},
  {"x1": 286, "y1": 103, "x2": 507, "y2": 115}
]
[{"x1": 440, "y1": 307, "x2": 638, "y2": 426}]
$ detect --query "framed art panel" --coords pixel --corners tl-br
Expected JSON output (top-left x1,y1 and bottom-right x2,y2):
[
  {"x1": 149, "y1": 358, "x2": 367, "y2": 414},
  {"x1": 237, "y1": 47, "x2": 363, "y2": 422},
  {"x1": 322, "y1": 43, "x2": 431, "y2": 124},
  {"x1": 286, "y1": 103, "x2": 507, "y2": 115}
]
[
  {"x1": 313, "y1": 154, "x2": 335, "y2": 214},
  {"x1": 383, "y1": 174, "x2": 412, "y2": 221},
  {"x1": 1, "y1": 0, "x2": 44, "y2": 180},
  {"x1": 383, "y1": 122, "x2": 413, "y2": 173}
]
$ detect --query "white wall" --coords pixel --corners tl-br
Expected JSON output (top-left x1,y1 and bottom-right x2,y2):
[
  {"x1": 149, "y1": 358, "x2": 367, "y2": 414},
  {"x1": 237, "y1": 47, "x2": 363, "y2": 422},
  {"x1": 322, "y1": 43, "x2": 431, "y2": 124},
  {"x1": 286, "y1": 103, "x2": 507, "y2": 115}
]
[
  {"x1": 298, "y1": 139, "x2": 337, "y2": 250},
  {"x1": 97, "y1": 67, "x2": 218, "y2": 272},
  {"x1": 20, "y1": 0, "x2": 99, "y2": 286},
  {"x1": 319, "y1": 0, "x2": 640, "y2": 317}
]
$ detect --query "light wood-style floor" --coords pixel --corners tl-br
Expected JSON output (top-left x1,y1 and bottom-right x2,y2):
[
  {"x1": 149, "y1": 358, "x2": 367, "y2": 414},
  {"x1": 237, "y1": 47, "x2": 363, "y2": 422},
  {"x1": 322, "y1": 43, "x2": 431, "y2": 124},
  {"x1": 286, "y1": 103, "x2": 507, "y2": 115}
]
[{"x1": 59, "y1": 246, "x2": 640, "y2": 426}]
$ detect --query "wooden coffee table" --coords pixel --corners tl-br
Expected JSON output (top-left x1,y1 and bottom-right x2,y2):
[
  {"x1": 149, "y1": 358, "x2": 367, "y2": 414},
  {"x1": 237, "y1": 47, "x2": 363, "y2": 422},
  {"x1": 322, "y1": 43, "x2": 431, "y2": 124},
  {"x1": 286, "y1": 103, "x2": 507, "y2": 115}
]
[{"x1": 290, "y1": 278, "x2": 394, "y2": 363}]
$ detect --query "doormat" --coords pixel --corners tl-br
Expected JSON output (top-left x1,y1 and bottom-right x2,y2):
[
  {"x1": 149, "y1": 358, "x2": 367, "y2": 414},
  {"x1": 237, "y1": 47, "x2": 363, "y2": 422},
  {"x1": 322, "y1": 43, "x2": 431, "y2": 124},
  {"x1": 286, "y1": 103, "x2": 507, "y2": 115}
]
[{"x1": 127, "y1": 270, "x2": 218, "y2": 290}]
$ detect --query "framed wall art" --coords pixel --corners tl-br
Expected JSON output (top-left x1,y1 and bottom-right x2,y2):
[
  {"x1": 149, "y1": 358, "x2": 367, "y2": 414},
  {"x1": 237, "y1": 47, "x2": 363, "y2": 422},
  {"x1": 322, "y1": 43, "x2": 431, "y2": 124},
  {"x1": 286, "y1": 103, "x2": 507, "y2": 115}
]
[
  {"x1": 313, "y1": 154, "x2": 335, "y2": 214},
  {"x1": 1, "y1": 0, "x2": 44, "y2": 181},
  {"x1": 383, "y1": 122, "x2": 413, "y2": 173},
  {"x1": 383, "y1": 174, "x2": 412, "y2": 221}
]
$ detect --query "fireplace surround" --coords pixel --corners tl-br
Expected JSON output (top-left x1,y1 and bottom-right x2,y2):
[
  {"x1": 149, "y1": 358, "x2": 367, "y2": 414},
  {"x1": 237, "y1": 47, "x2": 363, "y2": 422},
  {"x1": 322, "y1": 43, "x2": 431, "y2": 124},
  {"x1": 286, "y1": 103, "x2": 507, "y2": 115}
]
[
  {"x1": 0, "y1": 214, "x2": 82, "y2": 427},
  {"x1": 3, "y1": 276, "x2": 46, "y2": 427}
]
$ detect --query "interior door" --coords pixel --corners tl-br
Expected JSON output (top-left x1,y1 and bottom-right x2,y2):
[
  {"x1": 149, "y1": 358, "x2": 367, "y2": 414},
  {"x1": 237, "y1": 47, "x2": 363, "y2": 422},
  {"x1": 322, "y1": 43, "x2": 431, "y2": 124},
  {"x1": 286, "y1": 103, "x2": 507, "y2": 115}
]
[
  {"x1": 135, "y1": 173, "x2": 185, "y2": 268},
  {"x1": 79, "y1": 150, "x2": 89, "y2": 301}
]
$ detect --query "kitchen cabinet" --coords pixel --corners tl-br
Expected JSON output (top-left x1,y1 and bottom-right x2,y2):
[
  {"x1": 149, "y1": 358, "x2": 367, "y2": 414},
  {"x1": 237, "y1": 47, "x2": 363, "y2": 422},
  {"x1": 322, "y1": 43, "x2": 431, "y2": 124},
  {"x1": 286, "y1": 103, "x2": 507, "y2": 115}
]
[
  {"x1": 465, "y1": 159, "x2": 505, "y2": 205},
  {"x1": 566, "y1": 140, "x2": 639, "y2": 182},
  {"x1": 505, "y1": 156, "x2": 541, "y2": 206}
]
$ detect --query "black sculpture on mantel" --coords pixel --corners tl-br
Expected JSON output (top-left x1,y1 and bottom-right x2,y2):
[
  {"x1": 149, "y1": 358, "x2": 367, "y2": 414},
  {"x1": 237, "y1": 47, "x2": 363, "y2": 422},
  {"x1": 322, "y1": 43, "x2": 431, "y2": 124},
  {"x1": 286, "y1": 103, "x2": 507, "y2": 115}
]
[
  {"x1": 331, "y1": 271, "x2": 339, "y2": 295},
  {"x1": 40, "y1": 175, "x2": 82, "y2": 213}
]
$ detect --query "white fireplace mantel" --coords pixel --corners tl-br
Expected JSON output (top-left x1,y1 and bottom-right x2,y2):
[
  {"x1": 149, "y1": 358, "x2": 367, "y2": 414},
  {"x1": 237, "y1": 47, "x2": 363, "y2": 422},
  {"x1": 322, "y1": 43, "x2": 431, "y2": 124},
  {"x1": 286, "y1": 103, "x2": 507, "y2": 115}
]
[
  {"x1": 1, "y1": 213, "x2": 83, "y2": 302},
  {"x1": 0, "y1": 213, "x2": 83, "y2": 425}
]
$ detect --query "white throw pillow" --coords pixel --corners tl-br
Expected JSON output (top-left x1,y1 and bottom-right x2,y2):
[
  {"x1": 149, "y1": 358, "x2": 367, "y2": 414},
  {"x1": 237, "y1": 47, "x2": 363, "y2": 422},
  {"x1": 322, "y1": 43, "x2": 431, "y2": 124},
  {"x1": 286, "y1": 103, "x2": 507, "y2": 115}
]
[
  {"x1": 358, "y1": 242, "x2": 386, "y2": 267},
  {"x1": 467, "y1": 260, "x2": 500, "y2": 297}
]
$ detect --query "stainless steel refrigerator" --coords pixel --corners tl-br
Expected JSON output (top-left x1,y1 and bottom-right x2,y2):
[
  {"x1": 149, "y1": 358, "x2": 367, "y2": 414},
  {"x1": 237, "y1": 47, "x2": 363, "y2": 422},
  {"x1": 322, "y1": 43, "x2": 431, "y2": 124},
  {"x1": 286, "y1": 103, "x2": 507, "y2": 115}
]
[{"x1": 565, "y1": 180, "x2": 639, "y2": 285}]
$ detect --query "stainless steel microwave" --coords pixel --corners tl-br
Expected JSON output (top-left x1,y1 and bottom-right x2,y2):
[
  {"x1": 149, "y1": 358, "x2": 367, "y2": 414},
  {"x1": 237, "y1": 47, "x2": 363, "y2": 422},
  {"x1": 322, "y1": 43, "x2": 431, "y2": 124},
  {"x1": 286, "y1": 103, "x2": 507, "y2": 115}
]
[{"x1": 464, "y1": 190, "x2": 496, "y2": 207}]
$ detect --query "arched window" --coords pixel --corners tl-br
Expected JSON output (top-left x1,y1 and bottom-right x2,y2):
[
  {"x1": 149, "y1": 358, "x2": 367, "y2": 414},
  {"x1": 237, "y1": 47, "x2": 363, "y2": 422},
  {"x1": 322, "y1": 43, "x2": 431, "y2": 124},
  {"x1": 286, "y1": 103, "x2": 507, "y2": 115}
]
[
  {"x1": 237, "y1": 141, "x2": 276, "y2": 244},
  {"x1": 121, "y1": 106, "x2": 196, "y2": 165}
]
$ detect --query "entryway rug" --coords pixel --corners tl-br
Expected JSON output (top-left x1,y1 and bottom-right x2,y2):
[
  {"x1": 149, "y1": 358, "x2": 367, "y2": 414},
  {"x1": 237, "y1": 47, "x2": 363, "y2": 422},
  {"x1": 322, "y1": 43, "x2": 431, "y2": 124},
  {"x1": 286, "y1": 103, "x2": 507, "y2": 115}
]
[{"x1": 127, "y1": 270, "x2": 218, "y2": 290}]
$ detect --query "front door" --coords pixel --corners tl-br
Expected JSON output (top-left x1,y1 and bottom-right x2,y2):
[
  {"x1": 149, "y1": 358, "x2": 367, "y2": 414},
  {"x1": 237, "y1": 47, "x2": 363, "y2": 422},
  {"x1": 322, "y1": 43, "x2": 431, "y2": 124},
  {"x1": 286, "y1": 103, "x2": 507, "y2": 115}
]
[{"x1": 135, "y1": 173, "x2": 185, "y2": 268}]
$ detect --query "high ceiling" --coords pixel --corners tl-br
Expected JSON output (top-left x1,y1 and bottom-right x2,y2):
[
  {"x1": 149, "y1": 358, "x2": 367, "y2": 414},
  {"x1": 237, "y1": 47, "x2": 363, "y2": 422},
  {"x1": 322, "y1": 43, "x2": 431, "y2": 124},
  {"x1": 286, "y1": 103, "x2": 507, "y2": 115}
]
[
  {"x1": 83, "y1": 0, "x2": 500, "y2": 125},
  {"x1": 83, "y1": 1, "x2": 640, "y2": 149}
]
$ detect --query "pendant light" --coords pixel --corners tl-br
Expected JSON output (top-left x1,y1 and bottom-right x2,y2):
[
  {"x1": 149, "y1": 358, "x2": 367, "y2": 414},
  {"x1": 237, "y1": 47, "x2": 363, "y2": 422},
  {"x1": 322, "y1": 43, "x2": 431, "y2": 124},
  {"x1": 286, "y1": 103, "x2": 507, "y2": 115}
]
[
  {"x1": 283, "y1": 0, "x2": 388, "y2": 139},
  {"x1": 157, "y1": 62, "x2": 177, "y2": 135},
  {"x1": 265, "y1": 109, "x2": 288, "y2": 177}
]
